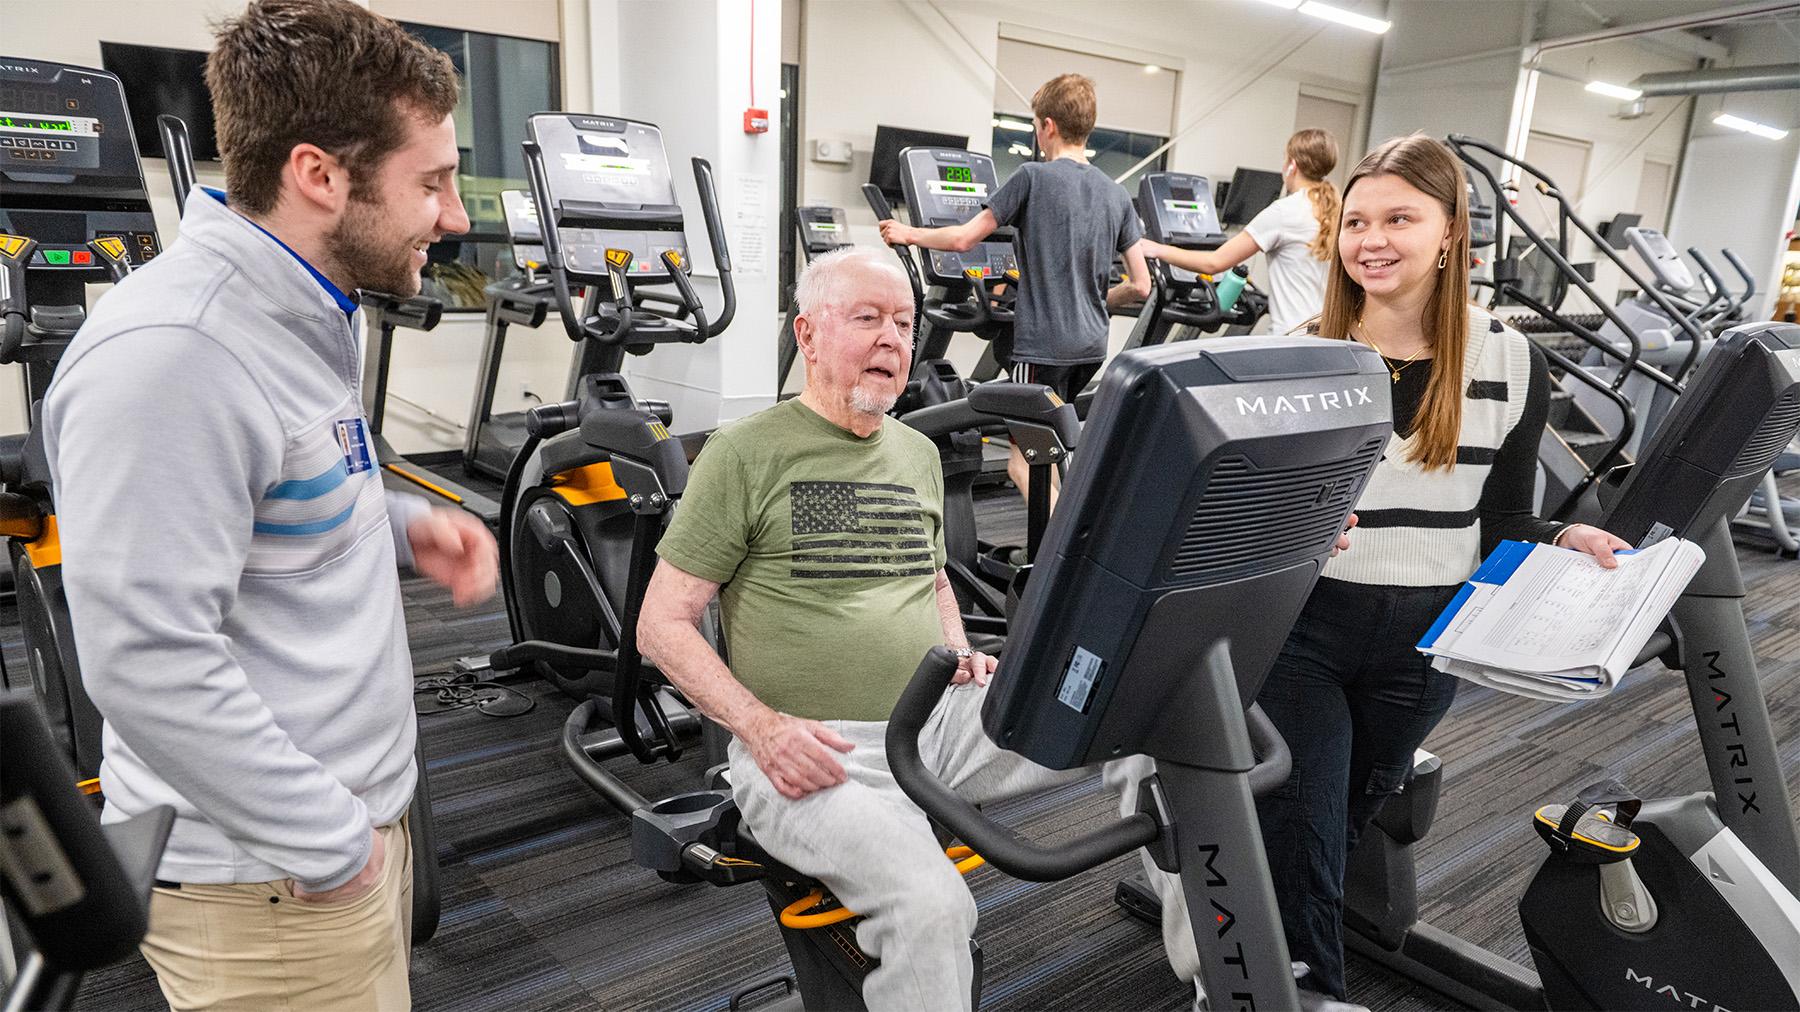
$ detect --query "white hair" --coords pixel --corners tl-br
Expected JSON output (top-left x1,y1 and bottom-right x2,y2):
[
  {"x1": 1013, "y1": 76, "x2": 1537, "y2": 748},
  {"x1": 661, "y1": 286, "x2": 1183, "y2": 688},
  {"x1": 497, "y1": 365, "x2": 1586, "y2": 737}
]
[{"x1": 793, "y1": 246, "x2": 911, "y2": 318}]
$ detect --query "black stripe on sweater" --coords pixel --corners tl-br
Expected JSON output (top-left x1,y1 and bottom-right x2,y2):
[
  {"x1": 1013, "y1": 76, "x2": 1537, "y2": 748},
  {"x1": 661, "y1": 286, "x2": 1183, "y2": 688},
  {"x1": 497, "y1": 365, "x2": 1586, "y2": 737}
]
[
  {"x1": 1355, "y1": 507, "x2": 1480, "y2": 529},
  {"x1": 1467, "y1": 379, "x2": 1508, "y2": 400},
  {"x1": 1456, "y1": 445, "x2": 1498, "y2": 465}
]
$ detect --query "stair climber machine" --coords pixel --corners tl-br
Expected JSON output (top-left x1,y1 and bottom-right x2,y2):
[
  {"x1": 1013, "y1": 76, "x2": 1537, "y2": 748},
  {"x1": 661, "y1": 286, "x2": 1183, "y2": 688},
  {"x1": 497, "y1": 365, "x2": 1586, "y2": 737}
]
[
  {"x1": 1450, "y1": 134, "x2": 1706, "y2": 526},
  {"x1": 630, "y1": 336, "x2": 1394, "y2": 1011},
  {"x1": 461, "y1": 189, "x2": 559, "y2": 484},
  {"x1": 110, "y1": 111, "x2": 449, "y2": 945},
  {"x1": 868, "y1": 146, "x2": 1018, "y2": 384},
  {"x1": 1616, "y1": 226, "x2": 1798, "y2": 552},
  {"x1": 1123, "y1": 172, "x2": 1268, "y2": 351},
  {"x1": 776, "y1": 205, "x2": 853, "y2": 393},
  {"x1": 465, "y1": 113, "x2": 737, "y2": 817},
  {"x1": 1338, "y1": 321, "x2": 1800, "y2": 1011},
  {"x1": 0, "y1": 58, "x2": 158, "y2": 795}
]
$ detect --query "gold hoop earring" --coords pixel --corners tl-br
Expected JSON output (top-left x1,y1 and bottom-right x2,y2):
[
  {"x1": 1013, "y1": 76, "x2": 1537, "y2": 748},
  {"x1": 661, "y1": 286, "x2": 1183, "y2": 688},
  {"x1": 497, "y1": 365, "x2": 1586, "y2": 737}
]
[{"x1": 1437, "y1": 250, "x2": 1448, "y2": 270}]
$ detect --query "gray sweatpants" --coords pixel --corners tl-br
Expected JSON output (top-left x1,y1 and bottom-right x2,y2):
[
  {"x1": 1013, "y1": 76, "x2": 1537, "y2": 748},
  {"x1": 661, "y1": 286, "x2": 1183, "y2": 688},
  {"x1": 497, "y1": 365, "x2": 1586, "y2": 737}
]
[{"x1": 728, "y1": 681, "x2": 1085, "y2": 1011}]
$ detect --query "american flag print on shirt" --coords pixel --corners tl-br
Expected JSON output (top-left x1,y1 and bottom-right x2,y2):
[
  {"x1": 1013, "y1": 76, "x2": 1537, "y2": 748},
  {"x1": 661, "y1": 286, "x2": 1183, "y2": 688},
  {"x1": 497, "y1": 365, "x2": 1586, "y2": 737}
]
[{"x1": 789, "y1": 481, "x2": 935, "y2": 579}]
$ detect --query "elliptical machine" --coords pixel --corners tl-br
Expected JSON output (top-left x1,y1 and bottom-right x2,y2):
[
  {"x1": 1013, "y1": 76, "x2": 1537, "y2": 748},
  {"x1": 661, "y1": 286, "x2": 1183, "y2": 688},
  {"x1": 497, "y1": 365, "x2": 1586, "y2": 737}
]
[
  {"x1": 867, "y1": 147, "x2": 1018, "y2": 383},
  {"x1": 0, "y1": 58, "x2": 161, "y2": 789},
  {"x1": 1123, "y1": 171, "x2": 1268, "y2": 350},
  {"x1": 483, "y1": 113, "x2": 735, "y2": 814},
  {"x1": 776, "y1": 205, "x2": 853, "y2": 393}
]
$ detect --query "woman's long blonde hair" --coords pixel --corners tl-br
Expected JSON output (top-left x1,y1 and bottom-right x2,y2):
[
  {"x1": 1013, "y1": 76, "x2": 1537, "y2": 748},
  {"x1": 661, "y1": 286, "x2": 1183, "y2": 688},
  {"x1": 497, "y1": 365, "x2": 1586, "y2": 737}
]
[
  {"x1": 1288, "y1": 129, "x2": 1341, "y2": 261},
  {"x1": 1318, "y1": 133, "x2": 1472, "y2": 473}
]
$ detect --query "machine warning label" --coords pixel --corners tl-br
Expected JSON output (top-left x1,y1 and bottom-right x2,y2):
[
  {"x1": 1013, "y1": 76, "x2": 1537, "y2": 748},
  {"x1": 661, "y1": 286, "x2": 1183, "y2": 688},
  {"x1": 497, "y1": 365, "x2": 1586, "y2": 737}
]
[{"x1": 1057, "y1": 646, "x2": 1105, "y2": 713}]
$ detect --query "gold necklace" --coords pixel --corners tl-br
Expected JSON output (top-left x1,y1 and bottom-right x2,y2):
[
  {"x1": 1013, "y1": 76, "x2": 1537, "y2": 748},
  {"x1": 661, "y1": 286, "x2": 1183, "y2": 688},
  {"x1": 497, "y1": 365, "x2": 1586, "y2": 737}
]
[{"x1": 1356, "y1": 317, "x2": 1426, "y2": 383}]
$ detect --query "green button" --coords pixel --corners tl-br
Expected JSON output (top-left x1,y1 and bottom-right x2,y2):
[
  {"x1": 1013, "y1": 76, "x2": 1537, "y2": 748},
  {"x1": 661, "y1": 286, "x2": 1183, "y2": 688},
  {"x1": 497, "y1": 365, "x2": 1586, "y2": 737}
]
[{"x1": 43, "y1": 249, "x2": 71, "y2": 265}]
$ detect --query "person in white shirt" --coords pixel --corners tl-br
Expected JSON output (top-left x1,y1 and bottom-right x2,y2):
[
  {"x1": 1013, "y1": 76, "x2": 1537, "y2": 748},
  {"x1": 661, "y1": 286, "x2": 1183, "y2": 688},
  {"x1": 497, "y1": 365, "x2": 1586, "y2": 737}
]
[{"x1": 1138, "y1": 128, "x2": 1341, "y2": 335}]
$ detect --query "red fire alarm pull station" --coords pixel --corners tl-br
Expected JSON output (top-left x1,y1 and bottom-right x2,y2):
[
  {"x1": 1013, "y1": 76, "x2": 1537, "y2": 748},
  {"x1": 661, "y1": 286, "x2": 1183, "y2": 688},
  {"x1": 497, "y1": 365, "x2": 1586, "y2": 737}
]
[{"x1": 743, "y1": 108, "x2": 769, "y2": 134}]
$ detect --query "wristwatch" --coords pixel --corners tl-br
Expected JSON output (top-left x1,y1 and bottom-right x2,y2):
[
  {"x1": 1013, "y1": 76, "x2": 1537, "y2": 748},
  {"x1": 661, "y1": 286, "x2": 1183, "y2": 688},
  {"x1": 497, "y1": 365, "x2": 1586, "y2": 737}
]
[{"x1": 950, "y1": 646, "x2": 973, "y2": 661}]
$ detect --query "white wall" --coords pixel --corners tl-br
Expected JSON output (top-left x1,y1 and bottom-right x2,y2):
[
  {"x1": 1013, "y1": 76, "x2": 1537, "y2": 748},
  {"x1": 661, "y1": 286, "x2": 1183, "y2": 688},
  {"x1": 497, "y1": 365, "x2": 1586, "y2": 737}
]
[{"x1": 1666, "y1": 22, "x2": 1800, "y2": 322}]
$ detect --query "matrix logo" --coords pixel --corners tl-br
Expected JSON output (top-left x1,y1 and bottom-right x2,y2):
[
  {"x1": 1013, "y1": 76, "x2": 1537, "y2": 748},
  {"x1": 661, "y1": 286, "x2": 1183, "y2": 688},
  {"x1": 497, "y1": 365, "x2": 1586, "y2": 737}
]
[
  {"x1": 1625, "y1": 967, "x2": 1732, "y2": 1011},
  {"x1": 1235, "y1": 387, "x2": 1374, "y2": 416},
  {"x1": 1703, "y1": 650, "x2": 1761, "y2": 816},
  {"x1": 0, "y1": 64, "x2": 45, "y2": 75}
]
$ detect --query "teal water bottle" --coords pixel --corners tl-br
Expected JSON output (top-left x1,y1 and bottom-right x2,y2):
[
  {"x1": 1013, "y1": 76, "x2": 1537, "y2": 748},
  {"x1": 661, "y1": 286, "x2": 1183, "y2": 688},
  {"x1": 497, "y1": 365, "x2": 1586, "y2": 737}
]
[{"x1": 1215, "y1": 265, "x2": 1249, "y2": 313}]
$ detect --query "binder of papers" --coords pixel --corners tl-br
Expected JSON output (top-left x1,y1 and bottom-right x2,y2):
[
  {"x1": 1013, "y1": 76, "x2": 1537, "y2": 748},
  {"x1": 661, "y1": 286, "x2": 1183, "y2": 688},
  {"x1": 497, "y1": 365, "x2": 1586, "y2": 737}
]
[{"x1": 1416, "y1": 537, "x2": 1705, "y2": 701}]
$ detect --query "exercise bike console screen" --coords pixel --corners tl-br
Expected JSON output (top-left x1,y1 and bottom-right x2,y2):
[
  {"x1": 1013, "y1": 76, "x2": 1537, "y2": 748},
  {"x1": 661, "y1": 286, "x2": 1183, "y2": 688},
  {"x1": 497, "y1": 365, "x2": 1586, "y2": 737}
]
[
  {"x1": 525, "y1": 113, "x2": 690, "y2": 281},
  {"x1": 982, "y1": 337, "x2": 1391, "y2": 769},
  {"x1": 897, "y1": 146, "x2": 1017, "y2": 284}
]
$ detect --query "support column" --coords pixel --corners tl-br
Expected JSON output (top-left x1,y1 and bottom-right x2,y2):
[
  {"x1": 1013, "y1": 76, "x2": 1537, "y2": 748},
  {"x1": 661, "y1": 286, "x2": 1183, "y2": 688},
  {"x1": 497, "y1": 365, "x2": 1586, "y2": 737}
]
[{"x1": 591, "y1": 0, "x2": 783, "y2": 430}]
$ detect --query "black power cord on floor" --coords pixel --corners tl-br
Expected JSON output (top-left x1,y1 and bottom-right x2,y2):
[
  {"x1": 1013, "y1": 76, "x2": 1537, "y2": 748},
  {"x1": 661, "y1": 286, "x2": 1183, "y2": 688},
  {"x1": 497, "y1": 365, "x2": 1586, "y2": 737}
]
[{"x1": 413, "y1": 664, "x2": 535, "y2": 718}]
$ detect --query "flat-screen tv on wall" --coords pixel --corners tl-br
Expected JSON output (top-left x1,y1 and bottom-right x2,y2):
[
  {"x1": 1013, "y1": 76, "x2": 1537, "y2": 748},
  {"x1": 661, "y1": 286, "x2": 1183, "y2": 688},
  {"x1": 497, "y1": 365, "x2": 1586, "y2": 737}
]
[
  {"x1": 99, "y1": 41, "x2": 220, "y2": 161},
  {"x1": 868, "y1": 125, "x2": 969, "y2": 207}
]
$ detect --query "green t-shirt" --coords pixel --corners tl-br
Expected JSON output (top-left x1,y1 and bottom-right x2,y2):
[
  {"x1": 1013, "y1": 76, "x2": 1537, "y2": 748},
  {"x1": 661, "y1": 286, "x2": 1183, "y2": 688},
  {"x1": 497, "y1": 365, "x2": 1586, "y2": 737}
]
[{"x1": 656, "y1": 399, "x2": 948, "y2": 721}]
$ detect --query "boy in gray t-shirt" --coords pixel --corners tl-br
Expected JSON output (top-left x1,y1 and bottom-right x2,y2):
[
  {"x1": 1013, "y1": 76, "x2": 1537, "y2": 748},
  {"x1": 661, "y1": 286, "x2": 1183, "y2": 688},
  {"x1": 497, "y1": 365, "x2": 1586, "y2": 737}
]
[{"x1": 879, "y1": 73, "x2": 1150, "y2": 501}]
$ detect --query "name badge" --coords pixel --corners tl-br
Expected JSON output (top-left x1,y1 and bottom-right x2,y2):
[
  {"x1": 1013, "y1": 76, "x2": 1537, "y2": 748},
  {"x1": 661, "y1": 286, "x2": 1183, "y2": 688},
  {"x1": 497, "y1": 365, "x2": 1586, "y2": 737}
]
[{"x1": 335, "y1": 418, "x2": 374, "y2": 475}]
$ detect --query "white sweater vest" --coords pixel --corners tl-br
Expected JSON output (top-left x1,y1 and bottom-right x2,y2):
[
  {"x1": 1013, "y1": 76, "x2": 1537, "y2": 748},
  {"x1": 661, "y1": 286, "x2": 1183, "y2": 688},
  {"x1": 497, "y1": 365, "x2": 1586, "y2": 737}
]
[{"x1": 1322, "y1": 307, "x2": 1534, "y2": 587}]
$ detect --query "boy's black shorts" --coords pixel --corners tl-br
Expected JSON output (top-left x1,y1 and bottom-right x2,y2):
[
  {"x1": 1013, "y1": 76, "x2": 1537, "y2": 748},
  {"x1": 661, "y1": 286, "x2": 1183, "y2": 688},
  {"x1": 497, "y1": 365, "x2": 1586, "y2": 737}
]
[{"x1": 1008, "y1": 360, "x2": 1101, "y2": 403}]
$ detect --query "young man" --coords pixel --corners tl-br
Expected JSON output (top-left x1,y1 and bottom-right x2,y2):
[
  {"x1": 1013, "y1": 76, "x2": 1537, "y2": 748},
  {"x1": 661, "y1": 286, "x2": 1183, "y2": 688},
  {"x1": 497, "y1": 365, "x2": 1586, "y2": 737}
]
[
  {"x1": 639, "y1": 247, "x2": 1084, "y2": 1011},
  {"x1": 878, "y1": 73, "x2": 1152, "y2": 500},
  {"x1": 43, "y1": 1, "x2": 497, "y2": 1008}
]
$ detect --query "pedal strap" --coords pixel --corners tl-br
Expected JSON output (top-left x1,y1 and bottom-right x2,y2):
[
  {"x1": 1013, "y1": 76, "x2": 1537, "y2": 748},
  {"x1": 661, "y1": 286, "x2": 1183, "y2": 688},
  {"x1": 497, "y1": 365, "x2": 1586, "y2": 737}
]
[{"x1": 1533, "y1": 779, "x2": 1643, "y2": 863}]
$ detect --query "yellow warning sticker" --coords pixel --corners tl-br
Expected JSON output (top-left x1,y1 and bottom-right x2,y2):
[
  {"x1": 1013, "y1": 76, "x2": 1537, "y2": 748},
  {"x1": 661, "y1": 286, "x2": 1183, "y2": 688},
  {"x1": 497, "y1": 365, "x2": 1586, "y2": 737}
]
[
  {"x1": 94, "y1": 236, "x2": 127, "y2": 260},
  {"x1": 648, "y1": 421, "x2": 671, "y2": 442},
  {"x1": 964, "y1": 267, "x2": 986, "y2": 280},
  {"x1": 1005, "y1": 268, "x2": 1020, "y2": 280},
  {"x1": 0, "y1": 235, "x2": 26, "y2": 259},
  {"x1": 663, "y1": 250, "x2": 683, "y2": 269},
  {"x1": 605, "y1": 248, "x2": 633, "y2": 268}
]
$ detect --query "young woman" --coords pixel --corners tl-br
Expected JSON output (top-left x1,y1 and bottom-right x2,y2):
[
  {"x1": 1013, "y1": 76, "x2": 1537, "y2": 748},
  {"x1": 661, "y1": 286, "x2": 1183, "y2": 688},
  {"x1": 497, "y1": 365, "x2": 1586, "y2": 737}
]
[
  {"x1": 1256, "y1": 134, "x2": 1630, "y2": 1000},
  {"x1": 1138, "y1": 128, "x2": 1340, "y2": 335}
]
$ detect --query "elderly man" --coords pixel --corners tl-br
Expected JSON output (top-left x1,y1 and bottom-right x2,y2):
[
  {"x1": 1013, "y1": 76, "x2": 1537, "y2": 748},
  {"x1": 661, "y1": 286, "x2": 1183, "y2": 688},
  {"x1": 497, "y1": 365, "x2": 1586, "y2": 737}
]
[{"x1": 640, "y1": 247, "x2": 1078, "y2": 1010}]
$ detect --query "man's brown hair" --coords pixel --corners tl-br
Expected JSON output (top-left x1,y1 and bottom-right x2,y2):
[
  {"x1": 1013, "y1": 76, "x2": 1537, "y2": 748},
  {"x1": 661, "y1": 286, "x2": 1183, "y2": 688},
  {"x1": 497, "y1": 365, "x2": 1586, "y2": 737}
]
[
  {"x1": 205, "y1": 0, "x2": 460, "y2": 215},
  {"x1": 1030, "y1": 74, "x2": 1097, "y2": 146}
]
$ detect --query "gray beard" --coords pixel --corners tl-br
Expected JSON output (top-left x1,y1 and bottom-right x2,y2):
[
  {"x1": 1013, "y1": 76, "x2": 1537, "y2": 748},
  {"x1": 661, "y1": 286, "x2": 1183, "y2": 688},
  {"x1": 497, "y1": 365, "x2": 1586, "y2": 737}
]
[{"x1": 849, "y1": 383, "x2": 898, "y2": 416}]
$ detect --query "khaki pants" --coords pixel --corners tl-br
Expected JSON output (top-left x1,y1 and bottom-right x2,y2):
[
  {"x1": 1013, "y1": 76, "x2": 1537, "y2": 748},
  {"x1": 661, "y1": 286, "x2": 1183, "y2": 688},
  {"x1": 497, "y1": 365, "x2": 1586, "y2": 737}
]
[{"x1": 140, "y1": 817, "x2": 413, "y2": 1012}]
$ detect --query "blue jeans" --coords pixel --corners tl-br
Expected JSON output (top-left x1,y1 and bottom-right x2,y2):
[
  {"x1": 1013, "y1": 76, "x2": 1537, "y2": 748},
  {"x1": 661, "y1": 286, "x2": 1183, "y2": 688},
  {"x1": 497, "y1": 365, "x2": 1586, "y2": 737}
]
[{"x1": 1254, "y1": 576, "x2": 1462, "y2": 1000}]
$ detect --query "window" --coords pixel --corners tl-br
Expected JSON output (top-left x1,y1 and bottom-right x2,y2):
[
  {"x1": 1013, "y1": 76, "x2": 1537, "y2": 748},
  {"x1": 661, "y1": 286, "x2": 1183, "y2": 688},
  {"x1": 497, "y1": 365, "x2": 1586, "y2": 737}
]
[
  {"x1": 400, "y1": 23, "x2": 560, "y2": 310},
  {"x1": 990, "y1": 115, "x2": 1168, "y2": 187}
]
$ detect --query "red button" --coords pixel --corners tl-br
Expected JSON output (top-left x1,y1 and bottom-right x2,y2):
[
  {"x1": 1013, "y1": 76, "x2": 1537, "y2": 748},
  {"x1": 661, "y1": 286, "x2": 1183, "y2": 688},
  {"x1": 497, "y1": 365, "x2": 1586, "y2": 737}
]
[{"x1": 71, "y1": 251, "x2": 93, "y2": 265}]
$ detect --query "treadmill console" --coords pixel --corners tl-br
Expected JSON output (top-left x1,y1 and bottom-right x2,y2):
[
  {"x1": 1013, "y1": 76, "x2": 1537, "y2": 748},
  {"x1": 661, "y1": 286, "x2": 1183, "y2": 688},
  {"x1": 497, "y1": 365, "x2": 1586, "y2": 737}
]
[
  {"x1": 1626, "y1": 226, "x2": 1695, "y2": 294},
  {"x1": 897, "y1": 146, "x2": 1017, "y2": 284},
  {"x1": 499, "y1": 189, "x2": 545, "y2": 271},
  {"x1": 524, "y1": 113, "x2": 689, "y2": 281},
  {"x1": 796, "y1": 205, "x2": 852, "y2": 258},
  {"x1": 1, "y1": 58, "x2": 160, "y2": 271}
]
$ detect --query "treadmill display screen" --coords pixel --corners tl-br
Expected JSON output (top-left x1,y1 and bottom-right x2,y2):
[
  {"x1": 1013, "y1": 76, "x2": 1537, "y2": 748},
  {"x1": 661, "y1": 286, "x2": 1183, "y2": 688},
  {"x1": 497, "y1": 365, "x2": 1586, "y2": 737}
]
[
  {"x1": 940, "y1": 164, "x2": 975, "y2": 183},
  {"x1": 1171, "y1": 184, "x2": 1196, "y2": 202},
  {"x1": 809, "y1": 222, "x2": 840, "y2": 231}
]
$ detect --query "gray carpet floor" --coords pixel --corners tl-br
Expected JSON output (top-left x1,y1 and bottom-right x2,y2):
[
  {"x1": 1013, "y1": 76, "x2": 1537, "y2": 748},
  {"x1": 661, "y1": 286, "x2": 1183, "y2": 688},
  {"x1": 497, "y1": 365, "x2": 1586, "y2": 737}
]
[{"x1": 48, "y1": 471, "x2": 1800, "y2": 1011}]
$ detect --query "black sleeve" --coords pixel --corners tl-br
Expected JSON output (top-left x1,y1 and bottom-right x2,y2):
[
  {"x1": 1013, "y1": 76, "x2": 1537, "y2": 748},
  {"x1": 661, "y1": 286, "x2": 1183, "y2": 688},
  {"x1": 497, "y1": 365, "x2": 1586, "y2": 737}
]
[{"x1": 1477, "y1": 342, "x2": 1565, "y2": 555}]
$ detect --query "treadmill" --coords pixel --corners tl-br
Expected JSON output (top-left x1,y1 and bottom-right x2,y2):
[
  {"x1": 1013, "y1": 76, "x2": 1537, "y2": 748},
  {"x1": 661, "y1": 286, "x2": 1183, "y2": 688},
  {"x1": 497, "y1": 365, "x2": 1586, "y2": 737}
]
[{"x1": 463, "y1": 188, "x2": 560, "y2": 483}]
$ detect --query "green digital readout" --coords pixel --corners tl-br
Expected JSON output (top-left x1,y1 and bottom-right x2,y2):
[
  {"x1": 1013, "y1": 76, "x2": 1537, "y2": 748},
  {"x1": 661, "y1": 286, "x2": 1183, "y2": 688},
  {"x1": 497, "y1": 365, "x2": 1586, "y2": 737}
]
[
  {"x1": 939, "y1": 164, "x2": 975, "y2": 183},
  {"x1": 0, "y1": 116, "x2": 74, "y2": 131},
  {"x1": 941, "y1": 183, "x2": 977, "y2": 193}
]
